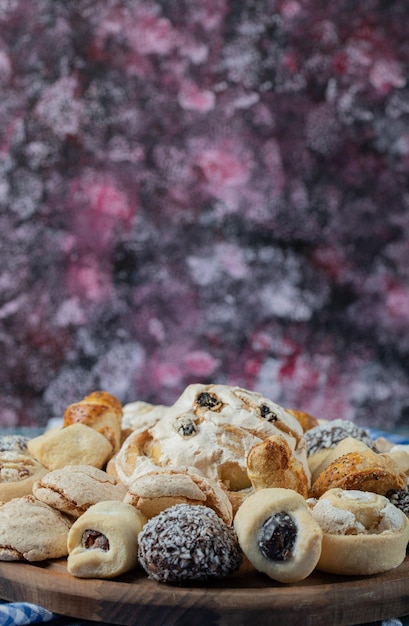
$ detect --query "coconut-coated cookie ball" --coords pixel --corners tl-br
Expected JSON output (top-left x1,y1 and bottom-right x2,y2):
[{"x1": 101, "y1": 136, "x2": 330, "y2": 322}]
[{"x1": 138, "y1": 504, "x2": 242, "y2": 583}]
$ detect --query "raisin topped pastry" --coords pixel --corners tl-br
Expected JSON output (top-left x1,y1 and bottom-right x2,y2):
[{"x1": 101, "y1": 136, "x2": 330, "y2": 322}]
[{"x1": 107, "y1": 384, "x2": 310, "y2": 512}]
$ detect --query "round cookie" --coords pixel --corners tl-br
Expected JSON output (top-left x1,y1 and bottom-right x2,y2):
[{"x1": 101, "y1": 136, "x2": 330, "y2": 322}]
[
  {"x1": 124, "y1": 466, "x2": 233, "y2": 524},
  {"x1": 234, "y1": 488, "x2": 323, "y2": 583},
  {"x1": 0, "y1": 495, "x2": 72, "y2": 561},
  {"x1": 310, "y1": 488, "x2": 409, "y2": 575},
  {"x1": 138, "y1": 504, "x2": 242, "y2": 583},
  {"x1": 33, "y1": 465, "x2": 127, "y2": 518}
]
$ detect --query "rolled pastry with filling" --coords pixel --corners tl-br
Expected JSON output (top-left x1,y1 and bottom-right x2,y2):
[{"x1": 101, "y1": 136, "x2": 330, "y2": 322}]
[
  {"x1": 67, "y1": 501, "x2": 146, "y2": 578},
  {"x1": 310, "y1": 488, "x2": 409, "y2": 575},
  {"x1": 310, "y1": 444, "x2": 407, "y2": 499},
  {"x1": 234, "y1": 487, "x2": 322, "y2": 583}
]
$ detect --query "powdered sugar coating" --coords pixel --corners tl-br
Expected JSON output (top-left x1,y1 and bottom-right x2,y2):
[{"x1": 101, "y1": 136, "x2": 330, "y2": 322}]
[
  {"x1": 138, "y1": 504, "x2": 242, "y2": 583},
  {"x1": 304, "y1": 419, "x2": 375, "y2": 456},
  {"x1": 0, "y1": 435, "x2": 30, "y2": 454}
]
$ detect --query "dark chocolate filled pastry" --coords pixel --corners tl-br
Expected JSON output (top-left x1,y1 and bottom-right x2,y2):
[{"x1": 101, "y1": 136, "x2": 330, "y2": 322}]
[
  {"x1": 234, "y1": 487, "x2": 322, "y2": 583},
  {"x1": 138, "y1": 504, "x2": 242, "y2": 583}
]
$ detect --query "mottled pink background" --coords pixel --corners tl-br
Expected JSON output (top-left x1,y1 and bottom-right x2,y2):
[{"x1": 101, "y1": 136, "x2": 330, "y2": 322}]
[{"x1": 1, "y1": 0, "x2": 409, "y2": 430}]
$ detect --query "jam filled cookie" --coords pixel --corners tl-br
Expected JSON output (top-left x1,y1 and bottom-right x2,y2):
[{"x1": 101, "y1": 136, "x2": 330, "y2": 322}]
[
  {"x1": 234, "y1": 487, "x2": 322, "y2": 583},
  {"x1": 67, "y1": 501, "x2": 146, "y2": 578}
]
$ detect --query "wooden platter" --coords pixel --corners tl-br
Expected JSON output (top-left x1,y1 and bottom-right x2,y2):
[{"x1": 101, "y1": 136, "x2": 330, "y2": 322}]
[{"x1": 1, "y1": 556, "x2": 409, "y2": 625}]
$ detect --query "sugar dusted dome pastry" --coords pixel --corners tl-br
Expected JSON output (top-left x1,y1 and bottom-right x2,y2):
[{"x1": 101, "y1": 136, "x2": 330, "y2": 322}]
[{"x1": 107, "y1": 384, "x2": 310, "y2": 507}]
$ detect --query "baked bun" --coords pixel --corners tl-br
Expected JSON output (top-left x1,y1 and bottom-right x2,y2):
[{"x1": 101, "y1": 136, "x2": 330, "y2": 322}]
[
  {"x1": 33, "y1": 465, "x2": 127, "y2": 518},
  {"x1": 0, "y1": 495, "x2": 72, "y2": 561},
  {"x1": 0, "y1": 452, "x2": 47, "y2": 502},
  {"x1": 310, "y1": 488, "x2": 409, "y2": 575},
  {"x1": 63, "y1": 390, "x2": 122, "y2": 452},
  {"x1": 124, "y1": 466, "x2": 233, "y2": 524},
  {"x1": 304, "y1": 419, "x2": 377, "y2": 476},
  {"x1": 234, "y1": 488, "x2": 322, "y2": 583},
  {"x1": 27, "y1": 423, "x2": 114, "y2": 470},
  {"x1": 310, "y1": 444, "x2": 407, "y2": 499},
  {"x1": 246, "y1": 435, "x2": 309, "y2": 497},
  {"x1": 108, "y1": 384, "x2": 309, "y2": 511},
  {"x1": 67, "y1": 501, "x2": 146, "y2": 578}
]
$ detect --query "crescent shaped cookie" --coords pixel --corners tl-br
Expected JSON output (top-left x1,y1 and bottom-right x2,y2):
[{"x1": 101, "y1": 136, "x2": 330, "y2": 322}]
[
  {"x1": 124, "y1": 466, "x2": 233, "y2": 524},
  {"x1": 0, "y1": 452, "x2": 47, "y2": 502},
  {"x1": 234, "y1": 488, "x2": 322, "y2": 583},
  {"x1": 67, "y1": 501, "x2": 146, "y2": 578},
  {"x1": 33, "y1": 465, "x2": 127, "y2": 518},
  {"x1": 0, "y1": 495, "x2": 72, "y2": 561}
]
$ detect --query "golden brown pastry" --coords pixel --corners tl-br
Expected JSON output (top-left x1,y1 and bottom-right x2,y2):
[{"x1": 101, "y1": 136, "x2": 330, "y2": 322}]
[
  {"x1": 304, "y1": 419, "x2": 377, "y2": 476},
  {"x1": 124, "y1": 466, "x2": 233, "y2": 524},
  {"x1": 63, "y1": 390, "x2": 122, "y2": 452},
  {"x1": 311, "y1": 436, "x2": 372, "y2": 483},
  {"x1": 107, "y1": 383, "x2": 310, "y2": 513},
  {"x1": 0, "y1": 452, "x2": 47, "y2": 502},
  {"x1": 0, "y1": 495, "x2": 72, "y2": 561},
  {"x1": 32, "y1": 465, "x2": 127, "y2": 517},
  {"x1": 67, "y1": 500, "x2": 146, "y2": 578},
  {"x1": 285, "y1": 409, "x2": 319, "y2": 432},
  {"x1": 246, "y1": 435, "x2": 309, "y2": 498},
  {"x1": 27, "y1": 423, "x2": 114, "y2": 470},
  {"x1": 310, "y1": 445, "x2": 407, "y2": 499},
  {"x1": 234, "y1": 488, "x2": 322, "y2": 583},
  {"x1": 310, "y1": 488, "x2": 409, "y2": 575}
]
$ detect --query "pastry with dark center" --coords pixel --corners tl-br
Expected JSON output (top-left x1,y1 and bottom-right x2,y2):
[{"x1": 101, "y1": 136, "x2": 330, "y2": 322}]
[
  {"x1": 234, "y1": 487, "x2": 322, "y2": 583},
  {"x1": 138, "y1": 503, "x2": 242, "y2": 583},
  {"x1": 67, "y1": 501, "x2": 146, "y2": 578}
]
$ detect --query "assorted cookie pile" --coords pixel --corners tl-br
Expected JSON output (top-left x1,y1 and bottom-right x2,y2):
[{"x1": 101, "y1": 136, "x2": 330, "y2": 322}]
[{"x1": 0, "y1": 385, "x2": 409, "y2": 585}]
